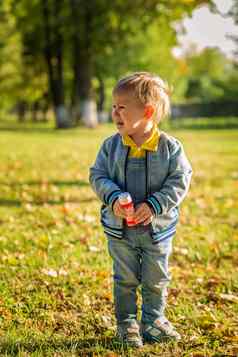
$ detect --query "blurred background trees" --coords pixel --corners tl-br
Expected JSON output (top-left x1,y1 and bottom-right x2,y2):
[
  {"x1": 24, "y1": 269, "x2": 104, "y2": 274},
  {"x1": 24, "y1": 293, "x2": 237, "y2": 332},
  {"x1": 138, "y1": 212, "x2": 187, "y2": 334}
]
[
  {"x1": 0, "y1": 0, "x2": 237, "y2": 128},
  {"x1": 183, "y1": 47, "x2": 238, "y2": 103}
]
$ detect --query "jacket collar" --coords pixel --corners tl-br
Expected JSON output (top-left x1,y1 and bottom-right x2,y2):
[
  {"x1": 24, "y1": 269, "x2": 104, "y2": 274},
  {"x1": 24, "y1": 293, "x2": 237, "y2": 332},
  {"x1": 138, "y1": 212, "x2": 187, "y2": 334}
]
[{"x1": 121, "y1": 126, "x2": 160, "y2": 152}]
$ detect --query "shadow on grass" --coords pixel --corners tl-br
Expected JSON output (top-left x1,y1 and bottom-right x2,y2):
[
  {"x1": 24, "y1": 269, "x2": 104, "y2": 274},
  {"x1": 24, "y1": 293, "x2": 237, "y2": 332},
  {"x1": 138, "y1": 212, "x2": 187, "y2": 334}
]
[
  {"x1": 170, "y1": 123, "x2": 238, "y2": 130},
  {"x1": 0, "y1": 126, "x2": 56, "y2": 134},
  {"x1": 166, "y1": 117, "x2": 238, "y2": 131},
  {"x1": 0, "y1": 180, "x2": 89, "y2": 187},
  {"x1": 0, "y1": 336, "x2": 129, "y2": 355},
  {"x1": 0, "y1": 121, "x2": 86, "y2": 134},
  {"x1": 0, "y1": 197, "x2": 97, "y2": 207},
  {"x1": 1, "y1": 117, "x2": 238, "y2": 133},
  {"x1": 0, "y1": 180, "x2": 96, "y2": 207}
]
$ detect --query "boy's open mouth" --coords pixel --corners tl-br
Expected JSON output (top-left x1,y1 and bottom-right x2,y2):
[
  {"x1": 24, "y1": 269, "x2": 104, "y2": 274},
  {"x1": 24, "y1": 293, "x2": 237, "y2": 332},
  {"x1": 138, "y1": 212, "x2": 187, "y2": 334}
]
[{"x1": 116, "y1": 121, "x2": 124, "y2": 127}]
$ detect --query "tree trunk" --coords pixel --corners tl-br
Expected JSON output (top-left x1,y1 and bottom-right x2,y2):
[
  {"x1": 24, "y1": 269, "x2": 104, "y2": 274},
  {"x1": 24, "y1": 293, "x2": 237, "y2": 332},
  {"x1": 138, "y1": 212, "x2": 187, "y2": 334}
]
[
  {"x1": 54, "y1": 105, "x2": 71, "y2": 127},
  {"x1": 42, "y1": 0, "x2": 72, "y2": 129},
  {"x1": 97, "y1": 76, "x2": 105, "y2": 113},
  {"x1": 41, "y1": 92, "x2": 49, "y2": 121},
  {"x1": 32, "y1": 101, "x2": 39, "y2": 122},
  {"x1": 70, "y1": 0, "x2": 81, "y2": 123},
  {"x1": 80, "y1": 99, "x2": 97, "y2": 128},
  {"x1": 97, "y1": 75, "x2": 108, "y2": 122},
  {"x1": 17, "y1": 101, "x2": 27, "y2": 122},
  {"x1": 70, "y1": 0, "x2": 98, "y2": 128},
  {"x1": 77, "y1": 59, "x2": 98, "y2": 128}
]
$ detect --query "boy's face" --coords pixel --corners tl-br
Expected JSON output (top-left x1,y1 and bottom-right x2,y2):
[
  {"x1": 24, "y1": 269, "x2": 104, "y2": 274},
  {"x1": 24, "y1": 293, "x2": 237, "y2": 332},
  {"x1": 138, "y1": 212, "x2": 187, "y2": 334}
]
[{"x1": 112, "y1": 92, "x2": 150, "y2": 137}]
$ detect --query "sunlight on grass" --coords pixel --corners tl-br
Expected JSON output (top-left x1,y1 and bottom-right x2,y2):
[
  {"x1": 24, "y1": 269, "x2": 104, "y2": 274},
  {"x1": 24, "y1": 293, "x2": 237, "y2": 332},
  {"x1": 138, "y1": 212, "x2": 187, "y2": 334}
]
[{"x1": 0, "y1": 122, "x2": 237, "y2": 356}]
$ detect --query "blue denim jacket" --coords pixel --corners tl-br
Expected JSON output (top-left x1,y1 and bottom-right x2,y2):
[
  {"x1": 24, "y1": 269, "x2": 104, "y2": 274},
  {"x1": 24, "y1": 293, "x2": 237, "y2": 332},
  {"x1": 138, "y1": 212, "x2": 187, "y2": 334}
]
[{"x1": 89, "y1": 130, "x2": 192, "y2": 243}]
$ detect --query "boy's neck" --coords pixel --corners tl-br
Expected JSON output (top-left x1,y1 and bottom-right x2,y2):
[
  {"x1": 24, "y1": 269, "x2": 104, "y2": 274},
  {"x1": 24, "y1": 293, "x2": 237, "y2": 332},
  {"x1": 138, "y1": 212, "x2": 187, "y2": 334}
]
[{"x1": 130, "y1": 122, "x2": 155, "y2": 147}]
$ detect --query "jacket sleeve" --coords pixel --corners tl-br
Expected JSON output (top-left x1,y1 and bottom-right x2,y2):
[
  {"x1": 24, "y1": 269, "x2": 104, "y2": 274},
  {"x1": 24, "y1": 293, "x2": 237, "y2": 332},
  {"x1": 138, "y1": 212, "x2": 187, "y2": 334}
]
[
  {"x1": 146, "y1": 139, "x2": 192, "y2": 216},
  {"x1": 89, "y1": 138, "x2": 122, "y2": 210}
]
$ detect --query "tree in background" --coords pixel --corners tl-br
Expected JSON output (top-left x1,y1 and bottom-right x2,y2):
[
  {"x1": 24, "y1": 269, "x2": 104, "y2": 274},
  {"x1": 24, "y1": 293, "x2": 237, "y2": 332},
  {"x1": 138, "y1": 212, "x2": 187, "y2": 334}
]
[
  {"x1": 41, "y1": 0, "x2": 72, "y2": 128},
  {"x1": 185, "y1": 47, "x2": 228, "y2": 102},
  {"x1": 1, "y1": 0, "x2": 213, "y2": 128},
  {"x1": 2, "y1": 0, "x2": 49, "y2": 123},
  {"x1": 89, "y1": 0, "x2": 213, "y2": 119},
  {"x1": 181, "y1": 46, "x2": 238, "y2": 103},
  {"x1": 0, "y1": 0, "x2": 22, "y2": 118}
]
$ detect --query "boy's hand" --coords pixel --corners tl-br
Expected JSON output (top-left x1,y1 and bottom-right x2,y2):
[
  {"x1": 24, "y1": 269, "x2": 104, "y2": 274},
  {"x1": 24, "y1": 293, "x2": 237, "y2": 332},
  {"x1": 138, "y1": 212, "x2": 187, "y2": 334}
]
[
  {"x1": 113, "y1": 199, "x2": 128, "y2": 219},
  {"x1": 134, "y1": 203, "x2": 154, "y2": 225}
]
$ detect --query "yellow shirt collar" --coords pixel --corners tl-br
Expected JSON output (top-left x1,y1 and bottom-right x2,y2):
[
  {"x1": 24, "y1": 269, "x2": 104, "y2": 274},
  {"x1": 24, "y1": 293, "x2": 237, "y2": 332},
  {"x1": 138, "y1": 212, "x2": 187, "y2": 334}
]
[{"x1": 122, "y1": 125, "x2": 159, "y2": 152}]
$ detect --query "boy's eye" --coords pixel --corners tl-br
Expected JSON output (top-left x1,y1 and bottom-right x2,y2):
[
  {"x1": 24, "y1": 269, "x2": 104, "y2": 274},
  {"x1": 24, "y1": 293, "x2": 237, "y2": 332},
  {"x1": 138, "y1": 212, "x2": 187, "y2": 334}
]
[{"x1": 112, "y1": 104, "x2": 126, "y2": 111}]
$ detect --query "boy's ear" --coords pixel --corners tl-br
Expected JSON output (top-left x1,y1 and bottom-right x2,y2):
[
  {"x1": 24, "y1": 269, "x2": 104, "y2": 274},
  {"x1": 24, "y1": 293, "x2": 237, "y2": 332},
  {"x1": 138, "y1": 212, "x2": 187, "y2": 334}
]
[{"x1": 144, "y1": 105, "x2": 154, "y2": 119}]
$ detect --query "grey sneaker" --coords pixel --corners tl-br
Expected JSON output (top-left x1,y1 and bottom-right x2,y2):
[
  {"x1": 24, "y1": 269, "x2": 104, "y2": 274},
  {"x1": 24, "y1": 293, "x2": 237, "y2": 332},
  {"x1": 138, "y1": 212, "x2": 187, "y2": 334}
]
[
  {"x1": 142, "y1": 318, "x2": 181, "y2": 343},
  {"x1": 116, "y1": 322, "x2": 143, "y2": 348}
]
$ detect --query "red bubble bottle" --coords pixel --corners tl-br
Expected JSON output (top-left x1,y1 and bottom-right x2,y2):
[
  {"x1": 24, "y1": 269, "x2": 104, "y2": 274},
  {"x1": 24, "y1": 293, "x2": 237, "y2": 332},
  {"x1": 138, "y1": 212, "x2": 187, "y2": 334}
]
[{"x1": 118, "y1": 192, "x2": 136, "y2": 226}]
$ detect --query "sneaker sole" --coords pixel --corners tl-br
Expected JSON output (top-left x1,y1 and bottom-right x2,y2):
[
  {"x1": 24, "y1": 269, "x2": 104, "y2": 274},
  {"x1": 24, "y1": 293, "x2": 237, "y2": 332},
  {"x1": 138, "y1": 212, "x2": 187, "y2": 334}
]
[{"x1": 143, "y1": 331, "x2": 181, "y2": 344}]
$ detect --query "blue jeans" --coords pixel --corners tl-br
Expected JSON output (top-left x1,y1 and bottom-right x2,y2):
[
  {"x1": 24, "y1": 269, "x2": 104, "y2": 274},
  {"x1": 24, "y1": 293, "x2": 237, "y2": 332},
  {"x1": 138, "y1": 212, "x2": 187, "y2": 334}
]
[{"x1": 107, "y1": 225, "x2": 173, "y2": 326}]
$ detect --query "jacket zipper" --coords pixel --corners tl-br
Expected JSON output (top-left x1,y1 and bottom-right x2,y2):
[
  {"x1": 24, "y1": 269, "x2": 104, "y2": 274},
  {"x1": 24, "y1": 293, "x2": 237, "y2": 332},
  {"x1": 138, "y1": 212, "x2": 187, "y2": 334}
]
[
  {"x1": 124, "y1": 146, "x2": 130, "y2": 191},
  {"x1": 145, "y1": 150, "x2": 149, "y2": 198}
]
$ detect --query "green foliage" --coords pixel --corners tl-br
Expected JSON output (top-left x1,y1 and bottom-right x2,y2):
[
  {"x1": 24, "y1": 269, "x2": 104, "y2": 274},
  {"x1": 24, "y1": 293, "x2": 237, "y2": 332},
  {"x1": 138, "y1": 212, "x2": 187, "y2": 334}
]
[
  {"x1": 0, "y1": 0, "x2": 22, "y2": 109},
  {"x1": 93, "y1": 0, "x2": 213, "y2": 108},
  {"x1": 0, "y1": 0, "x2": 213, "y2": 118},
  {"x1": 13, "y1": 0, "x2": 48, "y2": 103},
  {"x1": 183, "y1": 47, "x2": 238, "y2": 102},
  {"x1": 0, "y1": 0, "x2": 48, "y2": 116}
]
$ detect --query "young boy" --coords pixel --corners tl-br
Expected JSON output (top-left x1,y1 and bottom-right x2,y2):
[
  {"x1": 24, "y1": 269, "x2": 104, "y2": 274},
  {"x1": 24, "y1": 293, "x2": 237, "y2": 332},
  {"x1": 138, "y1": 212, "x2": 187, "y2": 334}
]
[{"x1": 89, "y1": 72, "x2": 192, "y2": 348}]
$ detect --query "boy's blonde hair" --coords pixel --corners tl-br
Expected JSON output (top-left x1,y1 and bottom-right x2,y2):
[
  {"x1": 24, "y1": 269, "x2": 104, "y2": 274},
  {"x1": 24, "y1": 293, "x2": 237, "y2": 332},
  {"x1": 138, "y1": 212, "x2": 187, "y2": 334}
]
[{"x1": 113, "y1": 72, "x2": 171, "y2": 122}]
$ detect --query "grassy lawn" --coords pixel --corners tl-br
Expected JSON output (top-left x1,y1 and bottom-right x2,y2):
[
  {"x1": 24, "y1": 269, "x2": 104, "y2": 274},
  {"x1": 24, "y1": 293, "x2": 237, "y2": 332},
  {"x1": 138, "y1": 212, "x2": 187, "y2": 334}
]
[{"x1": 0, "y1": 119, "x2": 237, "y2": 356}]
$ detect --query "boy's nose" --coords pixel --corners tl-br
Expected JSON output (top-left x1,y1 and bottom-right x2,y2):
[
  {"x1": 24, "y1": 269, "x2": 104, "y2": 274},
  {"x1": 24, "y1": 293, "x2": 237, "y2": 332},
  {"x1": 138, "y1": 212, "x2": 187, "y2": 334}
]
[{"x1": 112, "y1": 108, "x2": 120, "y2": 117}]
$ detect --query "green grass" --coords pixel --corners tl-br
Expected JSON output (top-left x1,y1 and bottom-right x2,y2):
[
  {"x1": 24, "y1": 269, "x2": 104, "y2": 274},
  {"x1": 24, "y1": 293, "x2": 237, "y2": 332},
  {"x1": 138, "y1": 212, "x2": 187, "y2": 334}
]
[{"x1": 0, "y1": 119, "x2": 237, "y2": 356}]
